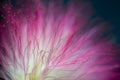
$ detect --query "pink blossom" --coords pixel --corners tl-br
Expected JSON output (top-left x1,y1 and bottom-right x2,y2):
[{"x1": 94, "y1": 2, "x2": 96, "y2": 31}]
[{"x1": 0, "y1": 0, "x2": 120, "y2": 80}]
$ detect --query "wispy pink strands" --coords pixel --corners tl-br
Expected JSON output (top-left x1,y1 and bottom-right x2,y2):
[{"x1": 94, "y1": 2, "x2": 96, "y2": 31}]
[{"x1": 0, "y1": 0, "x2": 120, "y2": 80}]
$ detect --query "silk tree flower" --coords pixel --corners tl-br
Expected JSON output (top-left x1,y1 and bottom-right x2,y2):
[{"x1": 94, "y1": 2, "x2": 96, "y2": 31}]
[{"x1": 0, "y1": 0, "x2": 120, "y2": 80}]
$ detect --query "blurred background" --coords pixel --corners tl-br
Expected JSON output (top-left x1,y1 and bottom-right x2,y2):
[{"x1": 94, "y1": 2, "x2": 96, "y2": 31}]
[{"x1": 91, "y1": 0, "x2": 120, "y2": 45}]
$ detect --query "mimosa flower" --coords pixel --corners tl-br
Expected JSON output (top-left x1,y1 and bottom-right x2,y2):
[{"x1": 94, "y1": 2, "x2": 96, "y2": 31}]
[{"x1": 0, "y1": 0, "x2": 120, "y2": 80}]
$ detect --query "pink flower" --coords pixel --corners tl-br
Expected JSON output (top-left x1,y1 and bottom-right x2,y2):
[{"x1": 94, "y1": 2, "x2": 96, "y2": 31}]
[{"x1": 0, "y1": 0, "x2": 119, "y2": 80}]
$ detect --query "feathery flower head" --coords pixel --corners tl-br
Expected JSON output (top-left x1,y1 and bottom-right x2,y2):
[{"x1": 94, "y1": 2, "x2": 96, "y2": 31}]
[{"x1": 0, "y1": 0, "x2": 120, "y2": 80}]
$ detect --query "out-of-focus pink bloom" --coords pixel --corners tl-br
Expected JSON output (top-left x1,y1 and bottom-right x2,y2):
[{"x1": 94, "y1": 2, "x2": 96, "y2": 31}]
[{"x1": 0, "y1": 0, "x2": 120, "y2": 80}]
